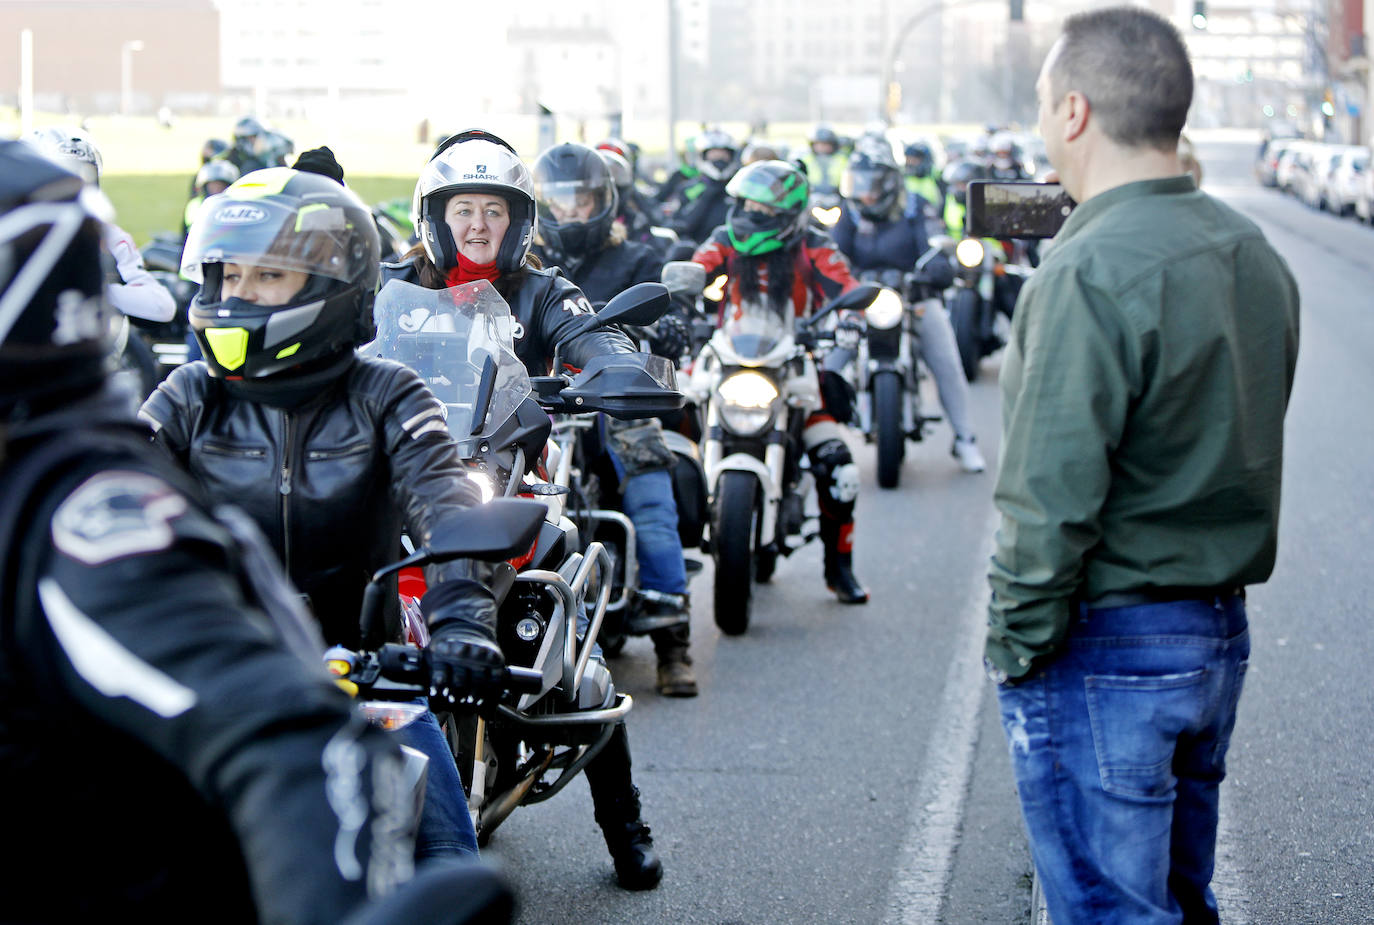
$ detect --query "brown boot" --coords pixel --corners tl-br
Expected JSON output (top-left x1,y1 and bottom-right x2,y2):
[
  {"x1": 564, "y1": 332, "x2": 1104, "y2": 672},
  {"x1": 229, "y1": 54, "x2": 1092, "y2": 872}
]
[{"x1": 656, "y1": 650, "x2": 699, "y2": 697}]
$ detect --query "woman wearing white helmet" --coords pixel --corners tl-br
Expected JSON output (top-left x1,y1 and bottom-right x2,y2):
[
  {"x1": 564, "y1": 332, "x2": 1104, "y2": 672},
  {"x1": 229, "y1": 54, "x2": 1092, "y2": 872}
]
[
  {"x1": 381, "y1": 128, "x2": 666, "y2": 892},
  {"x1": 21, "y1": 126, "x2": 176, "y2": 327}
]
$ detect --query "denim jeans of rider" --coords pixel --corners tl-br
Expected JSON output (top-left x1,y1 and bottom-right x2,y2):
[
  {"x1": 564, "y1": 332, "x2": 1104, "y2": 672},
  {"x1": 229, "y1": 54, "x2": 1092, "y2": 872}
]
[
  {"x1": 611, "y1": 464, "x2": 688, "y2": 596},
  {"x1": 996, "y1": 595, "x2": 1249, "y2": 925},
  {"x1": 398, "y1": 705, "x2": 480, "y2": 859}
]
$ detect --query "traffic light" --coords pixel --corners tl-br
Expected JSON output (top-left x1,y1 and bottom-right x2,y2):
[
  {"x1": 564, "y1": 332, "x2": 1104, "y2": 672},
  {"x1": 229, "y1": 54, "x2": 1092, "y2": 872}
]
[
  {"x1": 1010, "y1": 0, "x2": 1024, "y2": 21},
  {"x1": 1191, "y1": 1, "x2": 1207, "y2": 29}
]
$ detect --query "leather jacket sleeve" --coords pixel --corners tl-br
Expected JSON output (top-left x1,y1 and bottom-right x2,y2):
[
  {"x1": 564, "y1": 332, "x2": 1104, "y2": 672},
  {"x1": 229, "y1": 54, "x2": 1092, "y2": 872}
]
[
  {"x1": 365, "y1": 358, "x2": 498, "y2": 642},
  {"x1": 521, "y1": 267, "x2": 638, "y2": 374},
  {"x1": 19, "y1": 455, "x2": 414, "y2": 922}
]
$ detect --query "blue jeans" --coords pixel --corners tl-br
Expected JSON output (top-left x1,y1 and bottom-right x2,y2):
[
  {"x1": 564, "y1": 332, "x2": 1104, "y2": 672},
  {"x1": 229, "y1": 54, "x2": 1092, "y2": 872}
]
[
  {"x1": 397, "y1": 705, "x2": 480, "y2": 860},
  {"x1": 613, "y1": 466, "x2": 688, "y2": 596},
  {"x1": 996, "y1": 595, "x2": 1250, "y2": 925}
]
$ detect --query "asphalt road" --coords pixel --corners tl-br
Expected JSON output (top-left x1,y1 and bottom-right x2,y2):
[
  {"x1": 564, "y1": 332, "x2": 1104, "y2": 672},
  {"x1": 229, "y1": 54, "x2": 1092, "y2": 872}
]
[{"x1": 482, "y1": 136, "x2": 1374, "y2": 925}]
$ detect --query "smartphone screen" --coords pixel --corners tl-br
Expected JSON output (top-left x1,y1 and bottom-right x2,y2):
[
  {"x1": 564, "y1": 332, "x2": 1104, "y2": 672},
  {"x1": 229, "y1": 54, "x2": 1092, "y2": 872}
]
[{"x1": 964, "y1": 180, "x2": 1076, "y2": 238}]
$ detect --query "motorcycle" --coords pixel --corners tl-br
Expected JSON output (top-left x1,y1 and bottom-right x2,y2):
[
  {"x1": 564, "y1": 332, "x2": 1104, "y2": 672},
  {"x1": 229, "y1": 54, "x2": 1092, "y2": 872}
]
[
  {"x1": 847, "y1": 255, "x2": 948, "y2": 489},
  {"x1": 686, "y1": 280, "x2": 881, "y2": 634},
  {"x1": 133, "y1": 233, "x2": 199, "y2": 378},
  {"x1": 947, "y1": 236, "x2": 1031, "y2": 382},
  {"x1": 367, "y1": 276, "x2": 683, "y2": 843}
]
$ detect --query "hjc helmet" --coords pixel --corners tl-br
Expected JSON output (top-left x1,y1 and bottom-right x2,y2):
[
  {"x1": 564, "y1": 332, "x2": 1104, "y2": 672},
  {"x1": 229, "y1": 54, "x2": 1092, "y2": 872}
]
[
  {"x1": 904, "y1": 141, "x2": 934, "y2": 178},
  {"x1": 182, "y1": 167, "x2": 381, "y2": 380},
  {"x1": 411, "y1": 128, "x2": 535, "y2": 274},
  {"x1": 532, "y1": 142, "x2": 618, "y2": 263},
  {"x1": 695, "y1": 129, "x2": 739, "y2": 182},
  {"x1": 723, "y1": 160, "x2": 810, "y2": 256},
  {"x1": 841, "y1": 140, "x2": 904, "y2": 221},
  {"x1": 20, "y1": 126, "x2": 103, "y2": 187},
  {"x1": 942, "y1": 160, "x2": 992, "y2": 206},
  {"x1": 0, "y1": 141, "x2": 114, "y2": 415},
  {"x1": 193, "y1": 160, "x2": 241, "y2": 199}
]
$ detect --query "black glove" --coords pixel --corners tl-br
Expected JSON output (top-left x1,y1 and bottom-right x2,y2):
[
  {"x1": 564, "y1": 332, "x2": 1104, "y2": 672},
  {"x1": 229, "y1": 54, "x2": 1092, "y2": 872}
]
[
  {"x1": 426, "y1": 624, "x2": 505, "y2": 702},
  {"x1": 292, "y1": 146, "x2": 345, "y2": 184},
  {"x1": 421, "y1": 579, "x2": 503, "y2": 701},
  {"x1": 649, "y1": 311, "x2": 691, "y2": 360}
]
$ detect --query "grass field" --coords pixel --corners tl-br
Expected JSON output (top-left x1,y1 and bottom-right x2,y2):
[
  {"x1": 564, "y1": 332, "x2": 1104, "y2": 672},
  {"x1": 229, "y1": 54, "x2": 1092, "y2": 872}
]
[{"x1": 102, "y1": 173, "x2": 418, "y2": 248}]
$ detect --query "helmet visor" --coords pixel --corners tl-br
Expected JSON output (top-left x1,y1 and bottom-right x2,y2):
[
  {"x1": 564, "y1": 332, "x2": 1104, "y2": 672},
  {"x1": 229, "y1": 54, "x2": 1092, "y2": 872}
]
[
  {"x1": 182, "y1": 194, "x2": 360, "y2": 284},
  {"x1": 535, "y1": 178, "x2": 611, "y2": 225}
]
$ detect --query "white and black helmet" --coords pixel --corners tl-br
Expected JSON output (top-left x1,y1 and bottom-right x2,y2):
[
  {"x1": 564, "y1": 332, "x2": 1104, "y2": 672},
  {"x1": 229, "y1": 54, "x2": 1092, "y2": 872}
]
[
  {"x1": 20, "y1": 126, "x2": 103, "y2": 187},
  {"x1": 411, "y1": 129, "x2": 536, "y2": 274}
]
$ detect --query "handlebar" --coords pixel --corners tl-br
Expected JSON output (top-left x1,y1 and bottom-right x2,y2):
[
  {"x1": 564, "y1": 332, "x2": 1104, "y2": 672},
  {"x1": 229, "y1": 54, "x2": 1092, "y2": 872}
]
[{"x1": 326, "y1": 643, "x2": 545, "y2": 702}]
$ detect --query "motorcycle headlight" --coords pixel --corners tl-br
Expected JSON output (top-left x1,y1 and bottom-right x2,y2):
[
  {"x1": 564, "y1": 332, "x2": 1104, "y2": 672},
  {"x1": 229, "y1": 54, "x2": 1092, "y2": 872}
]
[
  {"x1": 865, "y1": 289, "x2": 904, "y2": 330},
  {"x1": 811, "y1": 205, "x2": 841, "y2": 226},
  {"x1": 956, "y1": 238, "x2": 985, "y2": 268},
  {"x1": 717, "y1": 371, "x2": 779, "y2": 436}
]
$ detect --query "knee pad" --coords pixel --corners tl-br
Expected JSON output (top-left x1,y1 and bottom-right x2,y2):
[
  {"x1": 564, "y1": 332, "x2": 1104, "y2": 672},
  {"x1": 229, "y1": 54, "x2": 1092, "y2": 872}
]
[{"x1": 809, "y1": 439, "x2": 860, "y2": 505}]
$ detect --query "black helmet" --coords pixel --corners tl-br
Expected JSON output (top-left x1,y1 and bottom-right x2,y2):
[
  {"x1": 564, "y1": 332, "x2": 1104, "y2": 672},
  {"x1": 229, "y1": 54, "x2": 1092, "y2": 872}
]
[
  {"x1": 723, "y1": 160, "x2": 810, "y2": 256},
  {"x1": 532, "y1": 142, "x2": 618, "y2": 263},
  {"x1": 411, "y1": 128, "x2": 535, "y2": 274},
  {"x1": 841, "y1": 141, "x2": 903, "y2": 221},
  {"x1": 233, "y1": 116, "x2": 266, "y2": 145},
  {"x1": 942, "y1": 160, "x2": 992, "y2": 205},
  {"x1": 201, "y1": 137, "x2": 230, "y2": 163},
  {"x1": 182, "y1": 167, "x2": 381, "y2": 380},
  {"x1": 903, "y1": 141, "x2": 934, "y2": 178},
  {"x1": 0, "y1": 141, "x2": 114, "y2": 416},
  {"x1": 809, "y1": 125, "x2": 841, "y2": 155}
]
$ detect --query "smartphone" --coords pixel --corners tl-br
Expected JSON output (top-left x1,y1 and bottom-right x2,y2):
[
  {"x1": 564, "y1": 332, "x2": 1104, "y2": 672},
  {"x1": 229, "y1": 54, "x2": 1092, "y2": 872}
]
[{"x1": 964, "y1": 180, "x2": 1076, "y2": 239}]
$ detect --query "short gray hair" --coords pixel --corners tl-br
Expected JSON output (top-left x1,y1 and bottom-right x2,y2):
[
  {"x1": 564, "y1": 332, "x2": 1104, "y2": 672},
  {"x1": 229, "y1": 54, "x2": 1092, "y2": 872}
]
[{"x1": 1048, "y1": 6, "x2": 1193, "y2": 151}]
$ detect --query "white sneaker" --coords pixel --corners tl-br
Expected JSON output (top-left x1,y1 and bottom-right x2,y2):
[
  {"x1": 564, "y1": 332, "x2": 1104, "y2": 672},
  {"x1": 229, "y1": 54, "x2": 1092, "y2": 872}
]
[{"x1": 952, "y1": 436, "x2": 986, "y2": 473}]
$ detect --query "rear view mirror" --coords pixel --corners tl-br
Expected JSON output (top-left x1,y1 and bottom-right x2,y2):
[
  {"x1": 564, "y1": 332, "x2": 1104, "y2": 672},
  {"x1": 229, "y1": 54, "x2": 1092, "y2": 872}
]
[
  {"x1": 661, "y1": 261, "x2": 707, "y2": 298},
  {"x1": 588, "y1": 282, "x2": 671, "y2": 330}
]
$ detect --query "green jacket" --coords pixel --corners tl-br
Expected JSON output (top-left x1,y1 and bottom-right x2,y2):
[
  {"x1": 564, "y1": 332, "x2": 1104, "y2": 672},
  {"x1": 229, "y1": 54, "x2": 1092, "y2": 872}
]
[{"x1": 986, "y1": 175, "x2": 1300, "y2": 679}]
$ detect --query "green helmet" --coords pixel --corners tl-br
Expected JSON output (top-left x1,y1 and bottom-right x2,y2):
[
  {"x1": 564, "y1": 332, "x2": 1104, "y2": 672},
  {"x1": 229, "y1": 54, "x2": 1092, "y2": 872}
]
[{"x1": 723, "y1": 160, "x2": 810, "y2": 256}]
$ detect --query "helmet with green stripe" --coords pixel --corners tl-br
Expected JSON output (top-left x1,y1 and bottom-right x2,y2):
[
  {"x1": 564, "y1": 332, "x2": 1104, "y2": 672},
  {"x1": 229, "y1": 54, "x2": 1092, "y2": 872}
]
[
  {"x1": 183, "y1": 167, "x2": 380, "y2": 380},
  {"x1": 723, "y1": 160, "x2": 809, "y2": 256}
]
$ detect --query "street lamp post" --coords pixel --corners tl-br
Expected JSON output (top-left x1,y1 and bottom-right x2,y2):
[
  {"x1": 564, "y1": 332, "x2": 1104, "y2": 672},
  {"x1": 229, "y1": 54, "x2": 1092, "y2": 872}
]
[{"x1": 120, "y1": 39, "x2": 144, "y2": 116}]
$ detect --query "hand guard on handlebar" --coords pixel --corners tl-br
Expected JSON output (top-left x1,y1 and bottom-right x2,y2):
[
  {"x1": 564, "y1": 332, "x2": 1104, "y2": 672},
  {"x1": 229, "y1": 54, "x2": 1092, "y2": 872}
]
[
  {"x1": 426, "y1": 626, "x2": 506, "y2": 703},
  {"x1": 833, "y1": 315, "x2": 866, "y2": 352},
  {"x1": 648, "y1": 311, "x2": 692, "y2": 361}
]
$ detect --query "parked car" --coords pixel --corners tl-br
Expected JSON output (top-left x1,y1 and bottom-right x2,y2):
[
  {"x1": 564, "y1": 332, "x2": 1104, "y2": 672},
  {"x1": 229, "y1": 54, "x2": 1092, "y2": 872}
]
[
  {"x1": 1256, "y1": 135, "x2": 1303, "y2": 187},
  {"x1": 1326, "y1": 146, "x2": 1370, "y2": 216},
  {"x1": 1356, "y1": 153, "x2": 1374, "y2": 224},
  {"x1": 1274, "y1": 142, "x2": 1313, "y2": 194}
]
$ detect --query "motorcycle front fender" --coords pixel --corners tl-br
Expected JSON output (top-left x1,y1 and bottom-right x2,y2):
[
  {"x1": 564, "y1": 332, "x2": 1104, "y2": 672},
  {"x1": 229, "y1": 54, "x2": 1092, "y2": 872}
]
[{"x1": 709, "y1": 452, "x2": 782, "y2": 546}]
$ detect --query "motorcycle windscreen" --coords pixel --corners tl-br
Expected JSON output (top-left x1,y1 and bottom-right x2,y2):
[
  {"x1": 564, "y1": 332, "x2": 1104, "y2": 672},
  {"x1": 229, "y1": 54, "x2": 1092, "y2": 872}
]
[
  {"x1": 720, "y1": 300, "x2": 786, "y2": 359},
  {"x1": 367, "y1": 279, "x2": 532, "y2": 448}
]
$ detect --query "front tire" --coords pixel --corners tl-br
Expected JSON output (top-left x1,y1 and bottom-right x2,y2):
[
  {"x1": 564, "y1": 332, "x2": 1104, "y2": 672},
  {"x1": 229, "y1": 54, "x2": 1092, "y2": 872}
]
[
  {"x1": 712, "y1": 471, "x2": 759, "y2": 635},
  {"x1": 873, "y1": 371, "x2": 905, "y2": 489},
  {"x1": 950, "y1": 288, "x2": 981, "y2": 382}
]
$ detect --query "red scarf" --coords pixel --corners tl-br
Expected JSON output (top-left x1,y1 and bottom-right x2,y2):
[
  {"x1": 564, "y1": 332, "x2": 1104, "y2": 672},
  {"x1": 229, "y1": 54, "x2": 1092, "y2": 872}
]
[{"x1": 445, "y1": 252, "x2": 501, "y2": 287}]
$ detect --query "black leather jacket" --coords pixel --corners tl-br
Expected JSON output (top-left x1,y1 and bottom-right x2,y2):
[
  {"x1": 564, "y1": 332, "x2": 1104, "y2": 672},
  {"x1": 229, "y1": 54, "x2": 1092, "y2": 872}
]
[
  {"x1": 139, "y1": 353, "x2": 492, "y2": 648},
  {"x1": 379, "y1": 258, "x2": 637, "y2": 377},
  {"x1": 0, "y1": 389, "x2": 416, "y2": 923}
]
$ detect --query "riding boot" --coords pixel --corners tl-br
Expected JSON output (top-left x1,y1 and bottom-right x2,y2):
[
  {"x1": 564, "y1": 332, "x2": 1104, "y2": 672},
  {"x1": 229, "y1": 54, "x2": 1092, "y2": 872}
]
[
  {"x1": 821, "y1": 519, "x2": 869, "y2": 605},
  {"x1": 651, "y1": 620, "x2": 698, "y2": 697},
  {"x1": 585, "y1": 723, "x2": 663, "y2": 890}
]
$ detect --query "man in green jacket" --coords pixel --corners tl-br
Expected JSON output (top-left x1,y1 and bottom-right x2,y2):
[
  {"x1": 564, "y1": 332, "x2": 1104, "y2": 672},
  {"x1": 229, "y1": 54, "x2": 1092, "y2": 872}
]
[{"x1": 986, "y1": 8, "x2": 1300, "y2": 924}]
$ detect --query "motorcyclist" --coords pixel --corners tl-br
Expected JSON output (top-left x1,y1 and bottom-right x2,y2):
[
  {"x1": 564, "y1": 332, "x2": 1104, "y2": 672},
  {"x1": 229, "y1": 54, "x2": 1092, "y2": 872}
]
[
  {"x1": 690, "y1": 159, "x2": 871, "y2": 604},
  {"x1": 801, "y1": 124, "x2": 849, "y2": 195},
  {"x1": 222, "y1": 115, "x2": 284, "y2": 174},
  {"x1": 200, "y1": 136, "x2": 229, "y2": 164},
  {"x1": 181, "y1": 158, "x2": 240, "y2": 237},
  {"x1": 0, "y1": 139, "x2": 514, "y2": 925},
  {"x1": 652, "y1": 133, "x2": 700, "y2": 209},
  {"x1": 833, "y1": 141, "x2": 987, "y2": 473},
  {"x1": 380, "y1": 128, "x2": 666, "y2": 890},
  {"x1": 20, "y1": 126, "x2": 175, "y2": 326},
  {"x1": 662, "y1": 128, "x2": 739, "y2": 248},
  {"x1": 988, "y1": 132, "x2": 1028, "y2": 180},
  {"x1": 902, "y1": 140, "x2": 946, "y2": 216},
  {"x1": 139, "y1": 157, "x2": 499, "y2": 864},
  {"x1": 531, "y1": 141, "x2": 699, "y2": 699},
  {"x1": 939, "y1": 159, "x2": 992, "y2": 237}
]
